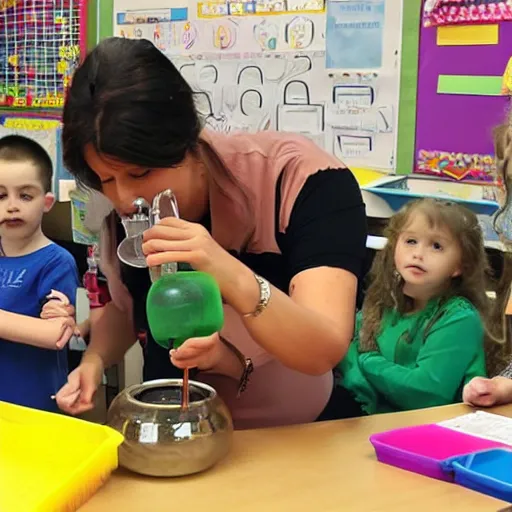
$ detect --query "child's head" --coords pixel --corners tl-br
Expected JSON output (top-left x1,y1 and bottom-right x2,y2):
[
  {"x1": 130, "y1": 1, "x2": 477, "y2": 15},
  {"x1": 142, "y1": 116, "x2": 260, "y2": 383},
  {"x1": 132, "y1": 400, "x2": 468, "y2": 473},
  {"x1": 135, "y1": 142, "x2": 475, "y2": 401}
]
[
  {"x1": 360, "y1": 198, "x2": 490, "y2": 351},
  {"x1": 0, "y1": 135, "x2": 55, "y2": 242},
  {"x1": 392, "y1": 199, "x2": 485, "y2": 303}
]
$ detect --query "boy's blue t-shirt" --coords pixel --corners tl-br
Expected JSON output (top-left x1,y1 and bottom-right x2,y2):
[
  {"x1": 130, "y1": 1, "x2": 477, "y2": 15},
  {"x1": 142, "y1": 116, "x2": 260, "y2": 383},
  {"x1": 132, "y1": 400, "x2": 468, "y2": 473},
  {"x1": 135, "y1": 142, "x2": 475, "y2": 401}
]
[{"x1": 0, "y1": 243, "x2": 80, "y2": 412}]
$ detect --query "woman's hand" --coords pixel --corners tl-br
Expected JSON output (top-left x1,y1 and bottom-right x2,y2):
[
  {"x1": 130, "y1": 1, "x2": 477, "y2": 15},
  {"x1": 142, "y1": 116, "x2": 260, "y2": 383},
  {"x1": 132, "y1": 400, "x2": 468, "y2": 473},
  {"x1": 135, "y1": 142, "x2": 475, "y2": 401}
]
[
  {"x1": 142, "y1": 218, "x2": 241, "y2": 291},
  {"x1": 171, "y1": 333, "x2": 244, "y2": 381},
  {"x1": 463, "y1": 376, "x2": 512, "y2": 407},
  {"x1": 56, "y1": 353, "x2": 104, "y2": 415}
]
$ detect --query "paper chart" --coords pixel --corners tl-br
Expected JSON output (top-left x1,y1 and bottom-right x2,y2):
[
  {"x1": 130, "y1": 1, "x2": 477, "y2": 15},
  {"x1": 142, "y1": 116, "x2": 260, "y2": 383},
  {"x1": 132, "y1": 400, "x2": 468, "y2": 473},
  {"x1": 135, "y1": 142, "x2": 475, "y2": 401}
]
[
  {"x1": 325, "y1": 0, "x2": 385, "y2": 70},
  {"x1": 113, "y1": 0, "x2": 403, "y2": 172}
]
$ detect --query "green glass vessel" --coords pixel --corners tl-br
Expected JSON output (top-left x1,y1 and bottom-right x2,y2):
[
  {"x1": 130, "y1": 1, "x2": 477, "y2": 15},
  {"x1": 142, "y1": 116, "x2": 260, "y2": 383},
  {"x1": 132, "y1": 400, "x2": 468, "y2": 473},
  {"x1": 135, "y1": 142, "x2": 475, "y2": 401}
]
[{"x1": 146, "y1": 271, "x2": 224, "y2": 350}]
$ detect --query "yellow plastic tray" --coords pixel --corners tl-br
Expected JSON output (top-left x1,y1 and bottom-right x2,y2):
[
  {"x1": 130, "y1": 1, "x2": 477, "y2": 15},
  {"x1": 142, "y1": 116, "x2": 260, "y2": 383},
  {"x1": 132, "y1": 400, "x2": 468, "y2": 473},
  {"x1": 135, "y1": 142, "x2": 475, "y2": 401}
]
[{"x1": 0, "y1": 400, "x2": 124, "y2": 512}]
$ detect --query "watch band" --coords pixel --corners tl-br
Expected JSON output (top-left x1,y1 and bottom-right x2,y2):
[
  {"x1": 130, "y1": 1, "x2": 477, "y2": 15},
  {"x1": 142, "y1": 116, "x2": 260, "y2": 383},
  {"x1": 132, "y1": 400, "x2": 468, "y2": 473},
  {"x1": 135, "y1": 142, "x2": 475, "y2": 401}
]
[
  {"x1": 242, "y1": 273, "x2": 271, "y2": 318},
  {"x1": 219, "y1": 336, "x2": 254, "y2": 397}
]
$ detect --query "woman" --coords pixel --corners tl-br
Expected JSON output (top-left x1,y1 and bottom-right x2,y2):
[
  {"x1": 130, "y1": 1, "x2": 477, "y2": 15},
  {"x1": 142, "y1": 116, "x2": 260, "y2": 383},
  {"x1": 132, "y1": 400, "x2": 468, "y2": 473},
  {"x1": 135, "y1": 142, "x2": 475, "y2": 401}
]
[
  {"x1": 56, "y1": 37, "x2": 368, "y2": 429},
  {"x1": 463, "y1": 123, "x2": 512, "y2": 408}
]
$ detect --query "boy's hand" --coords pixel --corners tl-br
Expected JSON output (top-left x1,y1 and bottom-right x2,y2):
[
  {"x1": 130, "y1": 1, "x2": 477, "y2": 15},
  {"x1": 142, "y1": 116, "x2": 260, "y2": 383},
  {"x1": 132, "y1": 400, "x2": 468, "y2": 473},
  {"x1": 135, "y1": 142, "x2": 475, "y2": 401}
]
[
  {"x1": 40, "y1": 289, "x2": 75, "y2": 319},
  {"x1": 41, "y1": 301, "x2": 75, "y2": 319},
  {"x1": 41, "y1": 289, "x2": 79, "y2": 335}
]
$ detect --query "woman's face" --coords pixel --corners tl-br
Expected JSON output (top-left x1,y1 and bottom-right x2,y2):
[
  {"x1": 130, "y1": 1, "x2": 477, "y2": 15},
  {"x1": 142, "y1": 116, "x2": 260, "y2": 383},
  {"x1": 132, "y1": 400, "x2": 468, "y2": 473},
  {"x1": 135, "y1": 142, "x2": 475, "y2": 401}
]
[{"x1": 84, "y1": 144, "x2": 209, "y2": 221}]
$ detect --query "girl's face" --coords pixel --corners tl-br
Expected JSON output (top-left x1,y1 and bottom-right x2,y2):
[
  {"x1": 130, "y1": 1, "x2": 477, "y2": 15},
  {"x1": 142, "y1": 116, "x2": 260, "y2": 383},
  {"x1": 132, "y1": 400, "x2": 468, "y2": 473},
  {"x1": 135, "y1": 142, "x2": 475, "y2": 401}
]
[
  {"x1": 83, "y1": 144, "x2": 209, "y2": 221},
  {"x1": 394, "y1": 212, "x2": 462, "y2": 301}
]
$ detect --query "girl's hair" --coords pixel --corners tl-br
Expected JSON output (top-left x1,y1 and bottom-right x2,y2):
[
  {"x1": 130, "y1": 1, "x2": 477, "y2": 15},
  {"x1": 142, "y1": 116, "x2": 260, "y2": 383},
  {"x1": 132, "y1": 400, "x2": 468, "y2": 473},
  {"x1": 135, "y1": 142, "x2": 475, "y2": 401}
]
[
  {"x1": 62, "y1": 37, "x2": 253, "y2": 246},
  {"x1": 359, "y1": 198, "x2": 494, "y2": 365},
  {"x1": 486, "y1": 119, "x2": 512, "y2": 374}
]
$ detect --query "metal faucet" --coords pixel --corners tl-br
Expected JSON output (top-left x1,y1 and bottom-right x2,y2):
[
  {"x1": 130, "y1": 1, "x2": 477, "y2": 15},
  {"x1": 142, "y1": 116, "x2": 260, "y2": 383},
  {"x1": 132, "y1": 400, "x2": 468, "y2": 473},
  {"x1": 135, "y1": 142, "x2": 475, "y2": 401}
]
[{"x1": 117, "y1": 190, "x2": 179, "y2": 281}]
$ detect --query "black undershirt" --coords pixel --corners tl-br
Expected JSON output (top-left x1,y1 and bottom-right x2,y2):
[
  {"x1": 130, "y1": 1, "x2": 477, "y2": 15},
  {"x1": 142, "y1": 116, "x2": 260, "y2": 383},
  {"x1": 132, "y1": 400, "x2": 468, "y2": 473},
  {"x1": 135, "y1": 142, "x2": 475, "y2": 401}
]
[{"x1": 117, "y1": 168, "x2": 368, "y2": 381}]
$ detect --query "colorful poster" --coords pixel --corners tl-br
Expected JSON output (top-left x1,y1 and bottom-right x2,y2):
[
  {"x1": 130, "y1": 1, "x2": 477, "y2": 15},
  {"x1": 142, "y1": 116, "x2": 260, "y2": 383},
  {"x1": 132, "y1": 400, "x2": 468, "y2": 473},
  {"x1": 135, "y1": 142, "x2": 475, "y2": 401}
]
[
  {"x1": 325, "y1": 0, "x2": 385, "y2": 69},
  {"x1": 0, "y1": 0, "x2": 85, "y2": 109},
  {"x1": 413, "y1": 13, "x2": 510, "y2": 183},
  {"x1": 423, "y1": 0, "x2": 512, "y2": 28}
]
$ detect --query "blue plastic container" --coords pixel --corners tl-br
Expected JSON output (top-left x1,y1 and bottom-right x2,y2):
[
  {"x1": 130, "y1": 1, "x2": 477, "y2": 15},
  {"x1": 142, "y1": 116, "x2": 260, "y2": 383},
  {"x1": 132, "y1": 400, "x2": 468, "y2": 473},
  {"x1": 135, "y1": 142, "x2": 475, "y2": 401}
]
[
  {"x1": 441, "y1": 449, "x2": 512, "y2": 503},
  {"x1": 364, "y1": 176, "x2": 499, "y2": 216}
]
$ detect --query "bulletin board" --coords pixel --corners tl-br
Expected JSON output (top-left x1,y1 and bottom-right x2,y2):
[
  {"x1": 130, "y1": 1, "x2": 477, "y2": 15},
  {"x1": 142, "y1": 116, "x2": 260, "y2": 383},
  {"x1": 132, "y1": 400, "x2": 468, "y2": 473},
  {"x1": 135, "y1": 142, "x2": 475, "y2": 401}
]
[
  {"x1": 0, "y1": 0, "x2": 88, "y2": 109},
  {"x1": 111, "y1": 0, "x2": 413, "y2": 173},
  {"x1": 414, "y1": 0, "x2": 511, "y2": 184}
]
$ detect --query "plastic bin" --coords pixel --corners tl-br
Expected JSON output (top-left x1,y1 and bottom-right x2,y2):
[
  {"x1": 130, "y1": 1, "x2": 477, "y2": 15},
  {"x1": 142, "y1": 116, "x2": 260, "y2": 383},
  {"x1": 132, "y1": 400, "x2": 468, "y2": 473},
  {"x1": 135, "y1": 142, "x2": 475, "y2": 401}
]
[
  {"x1": 441, "y1": 448, "x2": 512, "y2": 503},
  {"x1": 370, "y1": 424, "x2": 507, "y2": 481},
  {"x1": 0, "y1": 400, "x2": 124, "y2": 511}
]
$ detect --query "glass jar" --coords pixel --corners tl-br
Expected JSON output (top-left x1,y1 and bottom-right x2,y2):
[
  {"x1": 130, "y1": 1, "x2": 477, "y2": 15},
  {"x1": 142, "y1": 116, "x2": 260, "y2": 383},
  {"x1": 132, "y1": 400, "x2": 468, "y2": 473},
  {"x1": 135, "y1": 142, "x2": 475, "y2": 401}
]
[{"x1": 107, "y1": 379, "x2": 233, "y2": 477}]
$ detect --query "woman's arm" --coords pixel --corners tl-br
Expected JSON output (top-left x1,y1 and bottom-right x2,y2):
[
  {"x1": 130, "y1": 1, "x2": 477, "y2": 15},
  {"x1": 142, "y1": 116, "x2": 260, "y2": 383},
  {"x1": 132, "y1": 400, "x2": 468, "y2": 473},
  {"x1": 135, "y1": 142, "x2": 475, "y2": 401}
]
[
  {"x1": 225, "y1": 264, "x2": 358, "y2": 375},
  {"x1": 77, "y1": 317, "x2": 91, "y2": 339},
  {"x1": 144, "y1": 169, "x2": 367, "y2": 376},
  {"x1": 0, "y1": 309, "x2": 74, "y2": 349},
  {"x1": 83, "y1": 301, "x2": 137, "y2": 368},
  {"x1": 359, "y1": 309, "x2": 484, "y2": 410},
  {"x1": 220, "y1": 169, "x2": 366, "y2": 375}
]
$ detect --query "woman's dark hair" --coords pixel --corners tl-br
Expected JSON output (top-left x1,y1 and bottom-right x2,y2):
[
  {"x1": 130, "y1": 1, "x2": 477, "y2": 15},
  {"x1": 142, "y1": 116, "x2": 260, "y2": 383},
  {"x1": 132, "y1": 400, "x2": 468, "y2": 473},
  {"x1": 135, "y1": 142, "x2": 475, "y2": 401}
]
[
  {"x1": 63, "y1": 37, "x2": 255, "y2": 250},
  {"x1": 62, "y1": 37, "x2": 201, "y2": 189}
]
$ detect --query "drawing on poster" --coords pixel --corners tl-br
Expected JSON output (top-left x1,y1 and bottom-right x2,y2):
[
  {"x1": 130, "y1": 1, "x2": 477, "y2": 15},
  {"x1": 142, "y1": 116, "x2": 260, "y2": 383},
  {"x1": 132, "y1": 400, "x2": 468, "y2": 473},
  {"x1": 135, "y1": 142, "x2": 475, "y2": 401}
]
[
  {"x1": 336, "y1": 133, "x2": 373, "y2": 158},
  {"x1": 325, "y1": 0, "x2": 385, "y2": 69},
  {"x1": 180, "y1": 22, "x2": 199, "y2": 49},
  {"x1": 212, "y1": 19, "x2": 238, "y2": 49},
  {"x1": 263, "y1": 54, "x2": 312, "y2": 82},
  {"x1": 253, "y1": 19, "x2": 279, "y2": 50},
  {"x1": 285, "y1": 16, "x2": 314, "y2": 49},
  {"x1": 195, "y1": 91, "x2": 231, "y2": 132},
  {"x1": 237, "y1": 64, "x2": 264, "y2": 85},
  {"x1": 326, "y1": 70, "x2": 397, "y2": 169},
  {"x1": 277, "y1": 80, "x2": 324, "y2": 134},
  {"x1": 332, "y1": 84, "x2": 374, "y2": 108}
]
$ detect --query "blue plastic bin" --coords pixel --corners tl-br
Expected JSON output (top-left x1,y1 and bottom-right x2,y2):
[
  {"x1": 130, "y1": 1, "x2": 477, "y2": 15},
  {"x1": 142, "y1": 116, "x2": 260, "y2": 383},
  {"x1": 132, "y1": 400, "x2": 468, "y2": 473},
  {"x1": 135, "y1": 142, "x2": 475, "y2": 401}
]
[{"x1": 441, "y1": 448, "x2": 512, "y2": 503}]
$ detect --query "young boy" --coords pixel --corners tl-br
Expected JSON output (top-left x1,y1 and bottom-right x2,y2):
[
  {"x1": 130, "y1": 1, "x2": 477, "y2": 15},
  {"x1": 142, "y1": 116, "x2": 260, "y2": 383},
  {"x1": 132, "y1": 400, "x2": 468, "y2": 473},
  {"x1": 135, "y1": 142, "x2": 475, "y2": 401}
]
[{"x1": 0, "y1": 135, "x2": 80, "y2": 412}]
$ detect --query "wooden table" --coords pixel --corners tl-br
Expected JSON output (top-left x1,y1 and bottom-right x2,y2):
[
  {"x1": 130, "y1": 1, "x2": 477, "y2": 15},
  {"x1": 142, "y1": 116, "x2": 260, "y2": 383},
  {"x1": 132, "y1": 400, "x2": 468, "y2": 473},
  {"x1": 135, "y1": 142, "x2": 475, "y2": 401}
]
[{"x1": 81, "y1": 404, "x2": 512, "y2": 511}]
